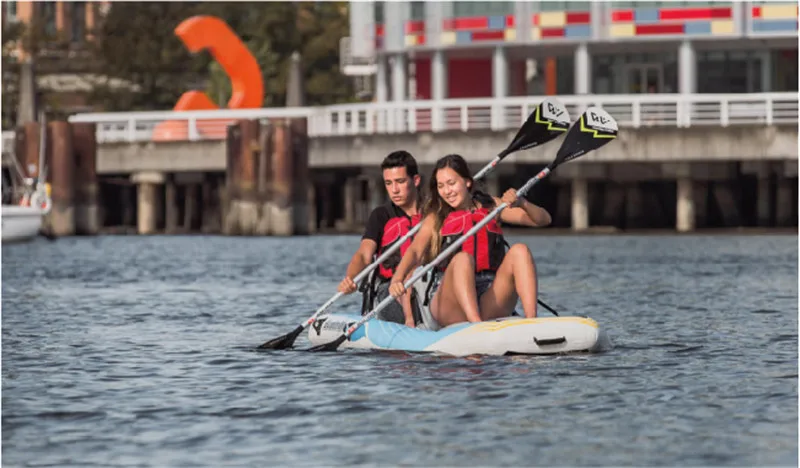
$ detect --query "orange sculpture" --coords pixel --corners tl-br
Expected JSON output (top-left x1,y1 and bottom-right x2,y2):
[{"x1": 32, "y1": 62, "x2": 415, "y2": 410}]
[{"x1": 153, "y1": 16, "x2": 264, "y2": 141}]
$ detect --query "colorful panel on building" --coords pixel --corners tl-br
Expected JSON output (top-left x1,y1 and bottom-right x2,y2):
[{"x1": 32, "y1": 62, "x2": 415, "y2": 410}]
[
  {"x1": 440, "y1": 15, "x2": 516, "y2": 44},
  {"x1": 531, "y1": 11, "x2": 592, "y2": 40},
  {"x1": 405, "y1": 20, "x2": 426, "y2": 46},
  {"x1": 751, "y1": 3, "x2": 799, "y2": 35},
  {"x1": 609, "y1": 4, "x2": 736, "y2": 37}
]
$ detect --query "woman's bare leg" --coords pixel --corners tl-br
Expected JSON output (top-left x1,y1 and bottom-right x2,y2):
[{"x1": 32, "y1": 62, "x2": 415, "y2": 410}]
[
  {"x1": 479, "y1": 243, "x2": 539, "y2": 319},
  {"x1": 430, "y1": 252, "x2": 482, "y2": 326}
]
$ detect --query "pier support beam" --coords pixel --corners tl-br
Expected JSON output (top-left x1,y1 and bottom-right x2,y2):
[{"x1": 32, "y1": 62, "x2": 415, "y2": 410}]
[
  {"x1": 676, "y1": 177, "x2": 695, "y2": 232},
  {"x1": 571, "y1": 178, "x2": 589, "y2": 231},
  {"x1": 132, "y1": 171, "x2": 164, "y2": 235},
  {"x1": 47, "y1": 121, "x2": 76, "y2": 237},
  {"x1": 184, "y1": 183, "x2": 198, "y2": 231},
  {"x1": 343, "y1": 177, "x2": 357, "y2": 230},
  {"x1": 164, "y1": 177, "x2": 179, "y2": 233},
  {"x1": 775, "y1": 179, "x2": 793, "y2": 227},
  {"x1": 72, "y1": 123, "x2": 99, "y2": 235},
  {"x1": 224, "y1": 119, "x2": 261, "y2": 235}
]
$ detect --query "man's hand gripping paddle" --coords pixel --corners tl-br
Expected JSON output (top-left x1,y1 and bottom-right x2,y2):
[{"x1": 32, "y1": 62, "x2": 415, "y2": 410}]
[
  {"x1": 309, "y1": 106, "x2": 619, "y2": 352},
  {"x1": 256, "y1": 98, "x2": 571, "y2": 350}
]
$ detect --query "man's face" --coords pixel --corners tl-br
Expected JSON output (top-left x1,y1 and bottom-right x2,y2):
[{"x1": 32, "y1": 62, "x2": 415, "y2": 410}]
[{"x1": 382, "y1": 167, "x2": 420, "y2": 207}]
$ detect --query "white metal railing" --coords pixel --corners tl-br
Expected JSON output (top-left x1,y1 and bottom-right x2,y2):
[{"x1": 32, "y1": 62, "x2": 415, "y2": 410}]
[{"x1": 61, "y1": 92, "x2": 799, "y2": 144}]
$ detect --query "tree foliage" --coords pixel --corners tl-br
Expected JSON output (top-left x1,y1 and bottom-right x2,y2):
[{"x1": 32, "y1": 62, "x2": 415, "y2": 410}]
[{"x1": 89, "y1": 1, "x2": 353, "y2": 112}]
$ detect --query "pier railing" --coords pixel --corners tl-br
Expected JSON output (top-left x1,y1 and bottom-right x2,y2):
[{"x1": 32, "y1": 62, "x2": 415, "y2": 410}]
[{"x1": 55, "y1": 92, "x2": 799, "y2": 144}]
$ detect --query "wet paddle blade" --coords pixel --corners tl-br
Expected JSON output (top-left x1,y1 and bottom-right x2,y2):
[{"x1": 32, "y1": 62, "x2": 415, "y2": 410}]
[
  {"x1": 308, "y1": 335, "x2": 347, "y2": 352},
  {"x1": 499, "y1": 98, "x2": 571, "y2": 159},
  {"x1": 257, "y1": 325, "x2": 304, "y2": 350},
  {"x1": 554, "y1": 107, "x2": 618, "y2": 167}
]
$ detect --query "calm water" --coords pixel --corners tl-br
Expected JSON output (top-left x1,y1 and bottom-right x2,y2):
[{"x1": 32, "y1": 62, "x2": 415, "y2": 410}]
[{"x1": 2, "y1": 234, "x2": 797, "y2": 467}]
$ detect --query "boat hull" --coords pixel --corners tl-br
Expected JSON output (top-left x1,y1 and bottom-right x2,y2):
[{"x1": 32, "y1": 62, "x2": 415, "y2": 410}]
[
  {"x1": 307, "y1": 313, "x2": 611, "y2": 356},
  {"x1": 2, "y1": 205, "x2": 43, "y2": 243}
]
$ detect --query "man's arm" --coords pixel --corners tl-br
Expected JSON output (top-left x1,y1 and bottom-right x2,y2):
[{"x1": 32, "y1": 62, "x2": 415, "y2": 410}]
[
  {"x1": 338, "y1": 207, "x2": 385, "y2": 294},
  {"x1": 346, "y1": 239, "x2": 378, "y2": 280}
]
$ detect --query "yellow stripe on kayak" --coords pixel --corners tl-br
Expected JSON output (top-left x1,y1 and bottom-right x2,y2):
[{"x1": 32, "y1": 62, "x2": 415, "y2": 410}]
[{"x1": 456, "y1": 316, "x2": 599, "y2": 334}]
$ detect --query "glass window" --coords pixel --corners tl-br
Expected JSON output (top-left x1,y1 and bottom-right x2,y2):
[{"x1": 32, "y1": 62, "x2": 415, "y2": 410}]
[
  {"x1": 71, "y1": 2, "x2": 85, "y2": 42},
  {"x1": 7, "y1": 1, "x2": 16, "y2": 18},
  {"x1": 410, "y1": 1, "x2": 425, "y2": 21},
  {"x1": 697, "y1": 50, "x2": 764, "y2": 93},
  {"x1": 41, "y1": 1, "x2": 56, "y2": 36},
  {"x1": 591, "y1": 53, "x2": 677, "y2": 94},
  {"x1": 453, "y1": 1, "x2": 513, "y2": 17},
  {"x1": 771, "y1": 48, "x2": 798, "y2": 92},
  {"x1": 374, "y1": 2, "x2": 384, "y2": 24},
  {"x1": 556, "y1": 56, "x2": 574, "y2": 94}
]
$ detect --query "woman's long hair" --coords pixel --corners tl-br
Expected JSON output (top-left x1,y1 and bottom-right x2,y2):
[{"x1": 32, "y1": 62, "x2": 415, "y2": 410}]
[{"x1": 422, "y1": 154, "x2": 475, "y2": 262}]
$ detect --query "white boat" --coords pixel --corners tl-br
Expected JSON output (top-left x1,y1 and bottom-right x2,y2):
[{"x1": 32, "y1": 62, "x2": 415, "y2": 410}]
[
  {"x1": 307, "y1": 312, "x2": 611, "y2": 357},
  {"x1": 2, "y1": 204, "x2": 45, "y2": 243}
]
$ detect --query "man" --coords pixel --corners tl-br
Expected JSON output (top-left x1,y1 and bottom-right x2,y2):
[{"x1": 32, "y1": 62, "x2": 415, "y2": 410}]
[{"x1": 337, "y1": 150, "x2": 423, "y2": 327}]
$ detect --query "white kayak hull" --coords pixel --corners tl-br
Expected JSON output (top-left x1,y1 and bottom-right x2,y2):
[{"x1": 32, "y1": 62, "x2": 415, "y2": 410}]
[{"x1": 307, "y1": 313, "x2": 611, "y2": 357}]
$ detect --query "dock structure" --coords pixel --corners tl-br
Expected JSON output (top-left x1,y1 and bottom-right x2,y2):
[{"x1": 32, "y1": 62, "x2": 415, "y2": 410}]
[{"x1": 3, "y1": 92, "x2": 795, "y2": 236}]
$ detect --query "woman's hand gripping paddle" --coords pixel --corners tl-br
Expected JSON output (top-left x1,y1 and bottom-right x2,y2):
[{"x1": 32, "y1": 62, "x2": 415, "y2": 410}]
[
  {"x1": 309, "y1": 106, "x2": 619, "y2": 352},
  {"x1": 257, "y1": 98, "x2": 571, "y2": 351}
]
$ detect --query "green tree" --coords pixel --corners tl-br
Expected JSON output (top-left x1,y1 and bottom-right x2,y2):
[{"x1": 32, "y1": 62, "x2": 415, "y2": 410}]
[
  {"x1": 89, "y1": 1, "x2": 354, "y2": 112},
  {"x1": 88, "y1": 2, "x2": 211, "y2": 112}
]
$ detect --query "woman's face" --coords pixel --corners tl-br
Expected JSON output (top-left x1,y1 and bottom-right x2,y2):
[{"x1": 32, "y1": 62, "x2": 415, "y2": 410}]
[{"x1": 436, "y1": 167, "x2": 470, "y2": 209}]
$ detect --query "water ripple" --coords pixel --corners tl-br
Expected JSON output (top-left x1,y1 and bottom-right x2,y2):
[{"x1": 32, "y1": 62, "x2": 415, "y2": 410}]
[{"x1": 2, "y1": 234, "x2": 797, "y2": 467}]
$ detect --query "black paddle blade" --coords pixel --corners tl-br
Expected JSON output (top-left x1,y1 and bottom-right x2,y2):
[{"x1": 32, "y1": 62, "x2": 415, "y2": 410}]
[
  {"x1": 308, "y1": 335, "x2": 347, "y2": 352},
  {"x1": 554, "y1": 106, "x2": 618, "y2": 167},
  {"x1": 257, "y1": 325, "x2": 304, "y2": 350},
  {"x1": 500, "y1": 98, "x2": 571, "y2": 159}
]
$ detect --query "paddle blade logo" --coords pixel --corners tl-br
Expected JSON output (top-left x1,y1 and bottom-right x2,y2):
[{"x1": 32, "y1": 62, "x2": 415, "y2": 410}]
[
  {"x1": 555, "y1": 107, "x2": 619, "y2": 165},
  {"x1": 505, "y1": 98, "x2": 571, "y2": 156},
  {"x1": 312, "y1": 317, "x2": 327, "y2": 336}
]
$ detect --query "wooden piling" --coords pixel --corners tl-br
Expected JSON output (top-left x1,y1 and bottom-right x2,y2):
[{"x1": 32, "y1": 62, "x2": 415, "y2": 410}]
[
  {"x1": 72, "y1": 123, "x2": 99, "y2": 235},
  {"x1": 269, "y1": 120, "x2": 293, "y2": 236},
  {"x1": 223, "y1": 119, "x2": 261, "y2": 235}
]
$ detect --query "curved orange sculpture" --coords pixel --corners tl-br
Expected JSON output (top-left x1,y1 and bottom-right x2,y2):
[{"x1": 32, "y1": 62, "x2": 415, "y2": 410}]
[{"x1": 153, "y1": 15, "x2": 264, "y2": 141}]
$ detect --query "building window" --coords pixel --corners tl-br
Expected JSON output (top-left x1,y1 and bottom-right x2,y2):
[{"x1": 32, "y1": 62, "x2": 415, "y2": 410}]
[
  {"x1": 410, "y1": 1, "x2": 424, "y2": 21},
  {"x1": 71, "y1": 2, "x2": 86, "y2": 42},
  {"x1": 697, "y1": 50, "x2": 763, "y2": 93},
  {"x1": 7, "y1": 1, "x2": 17, "y2": 20},
  {"x1": 772, "y1": 49, "x2": 798, "y2": 92},
  {"x1": 539, "y1": 2, "x2": 591, "y2": 12},
  {"x1": 452, "y1": 1, "x2": 513, "y2": 17},
  {"x1": 41, "y1": 1, "x2": 57, "y2": 36},
  {"x1": 591, "y1": 53, "x2": 678, "y2": 94},
  {"x1": 374, "y1": 2, "x2": 384, "y2": 24}
]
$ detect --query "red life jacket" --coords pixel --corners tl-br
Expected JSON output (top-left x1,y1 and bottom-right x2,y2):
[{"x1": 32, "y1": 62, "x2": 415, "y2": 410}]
[
  {"x1": 378, "y1": 206, "x2": 422, "y2": 280},
  {"x1": 438, "y1": 206, "x2": 507, "y2": 273}
]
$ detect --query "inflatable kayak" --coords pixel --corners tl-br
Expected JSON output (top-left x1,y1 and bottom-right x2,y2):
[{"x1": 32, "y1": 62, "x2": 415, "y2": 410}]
[{"x1": 307, "y1": 313, "x2": 611, "y2": 357}]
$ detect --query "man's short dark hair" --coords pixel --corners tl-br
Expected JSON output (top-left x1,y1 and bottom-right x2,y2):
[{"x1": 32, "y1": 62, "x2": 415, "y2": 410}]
[{"x1": 381, "y1": 150, "x2": 418, "y2": 177}]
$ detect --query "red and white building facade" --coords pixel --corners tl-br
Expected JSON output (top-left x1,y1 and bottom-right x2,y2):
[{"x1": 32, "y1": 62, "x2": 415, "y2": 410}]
[{"x1": 346, "y1": 1, "x2": 798, "y2": 103}]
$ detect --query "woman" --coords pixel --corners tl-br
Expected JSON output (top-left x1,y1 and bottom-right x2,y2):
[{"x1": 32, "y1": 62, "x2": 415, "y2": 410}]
[{"x1": 388, "y1": 154, "x2": 552, "y2": 329}]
